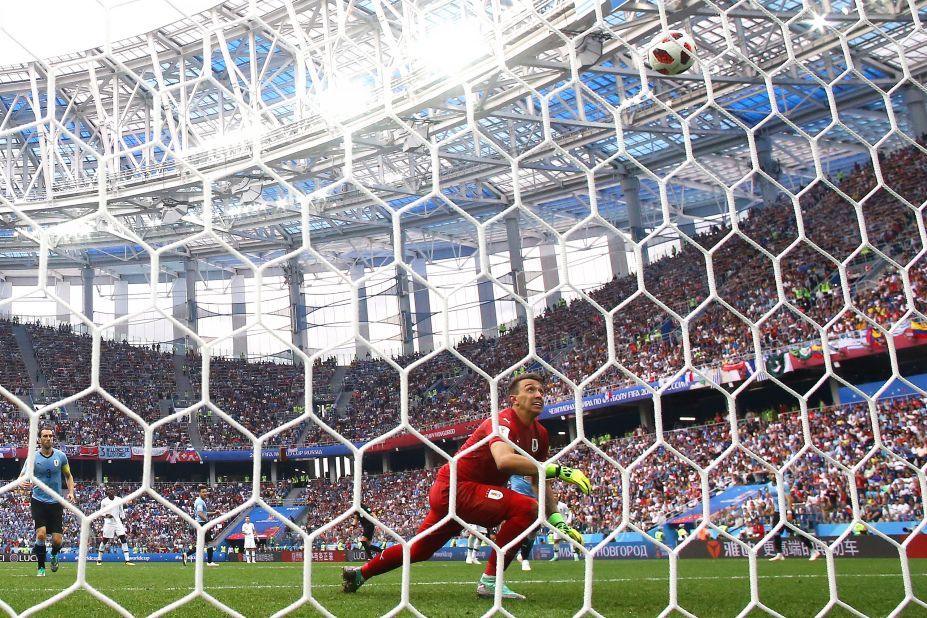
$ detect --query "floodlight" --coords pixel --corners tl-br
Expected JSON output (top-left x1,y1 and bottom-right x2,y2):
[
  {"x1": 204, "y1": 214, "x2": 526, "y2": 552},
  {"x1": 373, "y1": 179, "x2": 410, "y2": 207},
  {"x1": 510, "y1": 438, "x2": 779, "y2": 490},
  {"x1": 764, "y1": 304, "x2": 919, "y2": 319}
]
[
  {"x1": 315, "y1": 77, "x2": 374, "y2": 122},
  {"x1": 417, "y1": 20, "x2": 485, "y2": 75}
]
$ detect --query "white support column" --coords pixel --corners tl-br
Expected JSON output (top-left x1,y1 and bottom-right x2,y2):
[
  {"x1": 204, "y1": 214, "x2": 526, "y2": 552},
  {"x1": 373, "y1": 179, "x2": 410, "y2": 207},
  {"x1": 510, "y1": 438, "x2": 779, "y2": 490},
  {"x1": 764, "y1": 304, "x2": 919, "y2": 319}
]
[
  {"x1": 381, "y1": 453, "x2": 392, "y2": 473},
  {"x1": 829, "y1": 377, "x2": 842, "y2": 406},
  {"x1": 904, "y1": 86, "x2": 927, "y2": 140},
  {"x1": 622, "y1": 174, "x2": 647, "y2": 266},
  {"x1": 284, "y1": 257, "x2": 308, "y2": 363},
  {"x1": 172, "y1": 274, "x2": 187, "y2": 352},
  {"x1": 639, "y1": 400, "x2": 655, "y2": 430},
  {"x1": 474, "y1": 249, "x2": 498, "y2": 338},
  {"x1": 95, "y1": 460, "x2": 103, "y2": 484},
  {"x1": 756, "y1": 133, "x2": 781, "y2": 208},
  {"x1": 350, "y1": 263, "x2": 371, "y2": 358},
  {"x1": 538, "y1": 242, "x2": 561, "y2": 309},
  {"x1": 54, "y1": 278, "x2": 71, "y2": 325},
  {"x1": 184, "y1": 257, "x2": 198, "y2": 335},
  {"x1": 678, "y1": 218, "x2": 696, "y2": 239},
  {"x1": 114, "y1": 279, "x2": 129, "y2": 341},
  {"x1": 607, "y1": 234, "x2": 630, "y2": 279},
  {"x1": 231, "y1": 272, "x2": 248, "y2": 359},
  {"x1": 0, "y1": 280, "x2": 12, "y2": 317},
  {"x1": 505, "y1": 212, "x2": 528, "y2": 324},
  {"x1": 270, "y1": 460, "x2": 278, "y2": 483},
  {"x1": 424, "y1": 448, "x2": 441, "y2": 470},
  {"x1": 396, "y1": 234, "x2": 415, "y2": 356},
  {"x1": 209, "y1": 461, "x2": 216, "y2": 486},
  {"x1": 81, "y1": 266, "x2": 94, "y2": 331},
  {"x1": 410, "y1": 257, "x2": 434, "y2": 353}
]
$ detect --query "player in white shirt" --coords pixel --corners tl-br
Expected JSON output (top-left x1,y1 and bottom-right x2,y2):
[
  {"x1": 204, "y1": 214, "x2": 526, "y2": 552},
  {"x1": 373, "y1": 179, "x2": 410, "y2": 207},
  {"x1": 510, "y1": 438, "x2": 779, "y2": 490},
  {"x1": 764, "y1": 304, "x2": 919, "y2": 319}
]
[
  {"x1": 550, "y1": 501, "x2": 581, "y2": 562},
  {"x1": 241, "y1": 516, "x2": 257, "y2": 564},
  {"x1": 464, "y1": 525, "x2": 488, "y2": 565},
  {"x1": 97, "y1": 486, "x2": 134, "y2": 565}
]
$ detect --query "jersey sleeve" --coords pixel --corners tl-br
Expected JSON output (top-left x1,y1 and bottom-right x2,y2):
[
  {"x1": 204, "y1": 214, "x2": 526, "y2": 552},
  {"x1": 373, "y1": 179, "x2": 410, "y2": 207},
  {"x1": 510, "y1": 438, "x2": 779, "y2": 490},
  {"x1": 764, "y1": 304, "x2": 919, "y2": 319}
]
[{"x1": 476, "y1": 418, "x2": 502, "y2": 446}]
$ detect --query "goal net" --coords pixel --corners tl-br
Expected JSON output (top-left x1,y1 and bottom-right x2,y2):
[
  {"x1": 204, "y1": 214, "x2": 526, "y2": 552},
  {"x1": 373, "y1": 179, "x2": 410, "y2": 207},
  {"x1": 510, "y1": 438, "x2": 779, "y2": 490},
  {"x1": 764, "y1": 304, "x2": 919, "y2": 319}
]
[{"x1": 0, "y1": 0, "x2": 926, "y2": 616}]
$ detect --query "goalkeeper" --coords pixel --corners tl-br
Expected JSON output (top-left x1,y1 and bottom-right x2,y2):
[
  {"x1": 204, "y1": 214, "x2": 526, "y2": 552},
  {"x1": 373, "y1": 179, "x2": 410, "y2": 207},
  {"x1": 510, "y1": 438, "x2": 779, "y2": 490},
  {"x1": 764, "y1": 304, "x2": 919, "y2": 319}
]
[{"x1": 343, "y1": 373, "x2": 591, "y2": 601}]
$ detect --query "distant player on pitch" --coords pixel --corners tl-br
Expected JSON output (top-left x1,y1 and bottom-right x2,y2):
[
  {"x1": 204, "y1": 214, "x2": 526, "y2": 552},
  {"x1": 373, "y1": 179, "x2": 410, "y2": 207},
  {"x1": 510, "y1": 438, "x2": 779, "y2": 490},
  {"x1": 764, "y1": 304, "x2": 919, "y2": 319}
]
[
  {"x1": 355, "y1": 504, "x2": 382, "y2": 561},
  {"x1": 19, "y1": 427, "x2": 75, "y2": 577},
  {"x1": 549, "y1": 500, "x2": 581, "y2": 561},
  {"x1": 96, "y1": 485, "x2": 135, "y2": 565},
  {"x1": 182, "y1": 485, "x2": 219, "y2": 566},
  {"x1": 242, "y1": 515, "x2": 257, "y2": 564},
  {"x1": 342, "y1": 373, "x2": 592, "y2": 600}
]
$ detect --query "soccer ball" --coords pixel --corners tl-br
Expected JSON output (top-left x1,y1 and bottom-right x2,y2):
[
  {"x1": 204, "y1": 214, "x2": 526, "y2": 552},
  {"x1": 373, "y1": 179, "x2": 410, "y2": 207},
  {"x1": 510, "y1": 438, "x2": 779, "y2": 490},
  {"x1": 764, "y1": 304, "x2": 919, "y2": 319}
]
[{"x1": 646, "y1": 30, "x2": 697, "y2": 75}]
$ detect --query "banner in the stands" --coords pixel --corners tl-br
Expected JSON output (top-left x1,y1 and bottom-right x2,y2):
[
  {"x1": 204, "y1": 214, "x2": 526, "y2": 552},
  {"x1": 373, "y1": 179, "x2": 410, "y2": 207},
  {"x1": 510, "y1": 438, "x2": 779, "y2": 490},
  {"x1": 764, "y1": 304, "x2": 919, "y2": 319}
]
[
  {"x1": 98, "y1": 445, "x2": 131, "y2": 460},
  {"x1": 366, "y1": 419, "x2": 484, "y2": 452},
  {"x1": 679, "y1": 536, "x2": 904, "y2": 560}
]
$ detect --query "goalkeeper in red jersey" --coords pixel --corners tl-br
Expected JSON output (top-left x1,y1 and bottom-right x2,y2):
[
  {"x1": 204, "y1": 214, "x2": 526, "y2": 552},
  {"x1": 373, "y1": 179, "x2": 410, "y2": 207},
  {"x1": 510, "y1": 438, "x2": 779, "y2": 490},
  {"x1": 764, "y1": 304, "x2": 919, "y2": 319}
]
[{"x1": 342, "y1": 373, "x2": 592, "y2": 600}]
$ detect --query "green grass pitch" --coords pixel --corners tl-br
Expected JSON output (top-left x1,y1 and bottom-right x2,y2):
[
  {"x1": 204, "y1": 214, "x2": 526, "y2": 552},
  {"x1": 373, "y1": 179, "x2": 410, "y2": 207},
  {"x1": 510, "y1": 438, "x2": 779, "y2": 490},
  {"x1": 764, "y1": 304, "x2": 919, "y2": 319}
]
[{"x1": 2, "y1": 558, "x2": 925, "y2": 617}]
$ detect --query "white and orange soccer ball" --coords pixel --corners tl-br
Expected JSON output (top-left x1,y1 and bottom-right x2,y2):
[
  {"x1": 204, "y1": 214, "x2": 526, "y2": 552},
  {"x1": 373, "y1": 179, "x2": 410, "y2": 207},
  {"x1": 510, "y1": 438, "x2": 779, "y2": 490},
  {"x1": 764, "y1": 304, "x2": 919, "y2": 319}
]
[{"x1": 646, "y1": 30, "x2": 697, "y2": 75}]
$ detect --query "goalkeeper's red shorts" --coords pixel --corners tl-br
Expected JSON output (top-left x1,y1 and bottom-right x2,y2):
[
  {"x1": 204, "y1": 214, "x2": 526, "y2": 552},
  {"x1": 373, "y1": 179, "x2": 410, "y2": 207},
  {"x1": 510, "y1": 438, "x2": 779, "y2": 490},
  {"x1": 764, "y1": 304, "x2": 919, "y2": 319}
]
[{"x1": 422, "y1": 477, "x2": 539, "y2": 530}]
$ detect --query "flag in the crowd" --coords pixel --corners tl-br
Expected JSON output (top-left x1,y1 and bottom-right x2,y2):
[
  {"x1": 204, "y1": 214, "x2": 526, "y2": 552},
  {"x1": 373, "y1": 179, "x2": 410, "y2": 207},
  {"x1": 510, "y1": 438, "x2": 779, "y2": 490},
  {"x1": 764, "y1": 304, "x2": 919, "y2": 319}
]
[
  {"x1": 789, "y1": 346, "x2": 812, "y2": 360},
  {"x1": 720, "y1": 361, "x2": 754, "y2": 383},
  {"x1": 909, "y1": 321, "x2": 927, "y2": 339},
  {"x1": 765, "y1": 352, "x2": 793, "y2": 377},
  {"x1": 866, "y1": 327, "x2": 886, "y2": 348}
]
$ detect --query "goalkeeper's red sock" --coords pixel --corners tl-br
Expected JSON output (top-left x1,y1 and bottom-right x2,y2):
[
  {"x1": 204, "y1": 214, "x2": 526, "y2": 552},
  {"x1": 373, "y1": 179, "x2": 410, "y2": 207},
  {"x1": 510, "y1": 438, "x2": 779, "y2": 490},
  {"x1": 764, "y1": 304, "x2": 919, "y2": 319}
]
[
  {"x1": 484, "y1": 508, "x2": 535, "y2": 576},
  {"x1": 361, "y1": 518, "x2": 458, "y2": 579}
]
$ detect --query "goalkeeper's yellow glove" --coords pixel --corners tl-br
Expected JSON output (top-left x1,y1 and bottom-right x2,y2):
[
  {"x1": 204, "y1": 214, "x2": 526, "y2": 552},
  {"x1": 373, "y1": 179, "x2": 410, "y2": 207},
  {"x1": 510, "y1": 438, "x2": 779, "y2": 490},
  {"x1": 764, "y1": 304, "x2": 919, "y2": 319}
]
[
  {"x1": 548, "y1": 512, "x2": 584, "y2": 545},
  {"x1": 545, "y1": 464, "x2": 593, "y2": 495}
]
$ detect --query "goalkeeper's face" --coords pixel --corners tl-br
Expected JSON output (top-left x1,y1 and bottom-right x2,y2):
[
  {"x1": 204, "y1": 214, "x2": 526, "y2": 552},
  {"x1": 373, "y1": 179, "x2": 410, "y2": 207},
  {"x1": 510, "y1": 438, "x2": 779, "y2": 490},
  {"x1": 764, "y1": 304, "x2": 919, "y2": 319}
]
[{"x1": 511, "y1": 378, "x2": 545, "y2": 417}]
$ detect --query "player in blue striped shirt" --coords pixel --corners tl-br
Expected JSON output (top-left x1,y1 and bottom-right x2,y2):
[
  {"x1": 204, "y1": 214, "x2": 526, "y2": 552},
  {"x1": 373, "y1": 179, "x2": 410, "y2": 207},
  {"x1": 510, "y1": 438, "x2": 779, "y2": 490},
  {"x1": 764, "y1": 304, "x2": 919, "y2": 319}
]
[
  {"x1": 19, "y1": 428, "x2": 75, "y2": 577},
  {"x1": 182, "y1": 485, "x2": 219, "y2": 566}
]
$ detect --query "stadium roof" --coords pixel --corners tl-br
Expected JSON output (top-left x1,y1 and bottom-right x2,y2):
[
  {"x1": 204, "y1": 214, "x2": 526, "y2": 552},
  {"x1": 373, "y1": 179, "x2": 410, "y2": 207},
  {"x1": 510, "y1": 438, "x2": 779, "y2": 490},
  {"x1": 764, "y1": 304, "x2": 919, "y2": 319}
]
[{"x1": 0, "y1": 0, "x2": 922, "y2": 284}]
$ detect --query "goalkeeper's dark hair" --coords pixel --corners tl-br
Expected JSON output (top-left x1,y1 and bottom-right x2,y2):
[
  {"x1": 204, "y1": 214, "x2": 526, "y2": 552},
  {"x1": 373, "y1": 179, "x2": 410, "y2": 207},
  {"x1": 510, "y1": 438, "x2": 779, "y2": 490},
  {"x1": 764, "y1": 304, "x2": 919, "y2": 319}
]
[{"x1": 508, "y1": 372, "x2": 545, "y2": 395}]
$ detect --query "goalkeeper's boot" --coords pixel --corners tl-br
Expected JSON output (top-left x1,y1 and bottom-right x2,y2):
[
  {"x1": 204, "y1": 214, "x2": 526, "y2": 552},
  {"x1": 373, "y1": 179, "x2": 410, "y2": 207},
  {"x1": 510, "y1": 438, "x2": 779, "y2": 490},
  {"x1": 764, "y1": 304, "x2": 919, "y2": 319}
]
[
  {"x1": 36, "y1": 568, "x2": 46, "y2": 577},
  {"x1": 521, "y1": 559, "x2": 531, "y2": 571},
  {"x1": 342, "y1": 567, "x2": 365, "y2": 593},
  {"x1": 50, "y1": 554, "x2": 59, "y2": 573},
  {"x1": 476, "y1": 574, "x2": 525, "y2": 601}
]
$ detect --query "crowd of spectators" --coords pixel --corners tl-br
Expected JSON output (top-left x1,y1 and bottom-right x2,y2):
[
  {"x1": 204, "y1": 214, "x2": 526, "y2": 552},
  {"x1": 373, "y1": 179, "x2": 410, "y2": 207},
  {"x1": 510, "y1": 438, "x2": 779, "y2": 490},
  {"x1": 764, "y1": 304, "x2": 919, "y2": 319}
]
[
  {"x1": 27, "y1": 324, "x2": 183, "y2": 447},
  {"x1": 188, "y1": 355, "x2": 337, "y2": 448},
  {"x1": 0, "y1": 321, "x2": 30, "y2": 396},
  {"x1": 325, "y1": 141, "x2": 927, "y2": 443},
  {"x1": 0, "y1": 480, "x2": 292, "y2": 554},
  {"x1": 0, "y1": 142, "x2": 923, "y2": 455},
  {"x1": 561, "y1": 394, "x2": 925, "y2": 535}
]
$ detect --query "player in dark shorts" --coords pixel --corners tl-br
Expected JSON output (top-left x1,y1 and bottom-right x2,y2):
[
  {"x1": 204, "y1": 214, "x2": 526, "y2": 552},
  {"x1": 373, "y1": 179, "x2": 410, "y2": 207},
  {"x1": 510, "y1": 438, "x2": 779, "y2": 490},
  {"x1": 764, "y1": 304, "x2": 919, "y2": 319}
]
[
  {"x1": 356, "y1": 503, "x2": 382, "y2": 560},
  {"x1": 20, "y1": 428, "x2": 75, "y2": 577}
]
